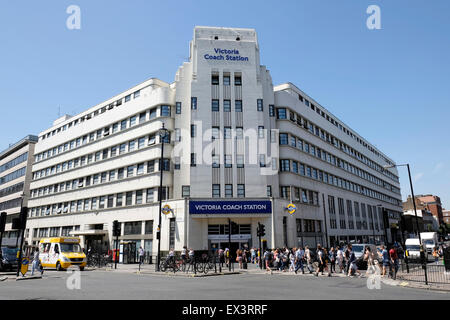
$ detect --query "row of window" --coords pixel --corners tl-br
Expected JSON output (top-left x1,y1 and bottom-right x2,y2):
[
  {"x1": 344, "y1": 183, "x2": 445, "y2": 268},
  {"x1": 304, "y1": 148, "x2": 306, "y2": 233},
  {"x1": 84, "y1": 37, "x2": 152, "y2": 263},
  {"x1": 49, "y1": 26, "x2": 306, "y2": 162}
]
[
  {"x1": 29, "y1": 188, "x2": 169, "y2": 218},
  {"x1": 279, "y1": 158, "x2": 400, "y2": 206},
  {"x1": 39, "y1": 89, "x2": 141, "y2": 141},
  {"x1": 33, "y1": 225, "x2": 80, "y2": 238},
  {"x1": 294, "y1": 91, "x2": 395, "y2": 167},
  {"x1": 32, "y1": 131, "x2": 168, "y2": 181},
  {"x1": 31, "y1": 159, "x2": 169, "y2": 199},
  {"x1": 35, "y1": 105, "x2": 170, "y2": 164},
  {"x1": 296, "y1": 219, "x2": 322, "y2": 234},
  {"x1": 0, "y1": 182, "x2": 24, "y2": 198},
  {"x1": 212, "y1": 184, "x2": 245, "y2": 198},
  {"x1": 277, "y1": 107, "x2": 399, "y2": 183},
  {"x1": 207, "y1": 224, "x2": 251, "y2": 235},
  {"x1": 279, "y1": 187, "x2": 319, "y2": 206},
  {"x1": 0, "y1": 152, "x2": 28, "y2": 174},
  {"x1": 0, "y1": 167, "x2": 26, "y2": 186},
  {"x1": 0, "y1": 197, "x2": 22, "y2": 211},
  {"x1": 327, "y1": 196, "x2": 382, "y2": 231},
  {"x1": 279, "y1": 132, "x2": 400, "y2": 195},
  {"x1": 211, "y1": 74, "x2": 242, "y2": 86}
]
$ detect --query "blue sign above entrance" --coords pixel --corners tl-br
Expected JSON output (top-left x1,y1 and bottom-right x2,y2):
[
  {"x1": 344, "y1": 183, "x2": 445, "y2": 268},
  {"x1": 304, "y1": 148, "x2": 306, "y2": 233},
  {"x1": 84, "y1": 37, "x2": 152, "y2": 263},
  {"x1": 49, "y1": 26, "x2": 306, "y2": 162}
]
[{"x1": 189, "y1": 200, "x2": 272, "y2": 215}]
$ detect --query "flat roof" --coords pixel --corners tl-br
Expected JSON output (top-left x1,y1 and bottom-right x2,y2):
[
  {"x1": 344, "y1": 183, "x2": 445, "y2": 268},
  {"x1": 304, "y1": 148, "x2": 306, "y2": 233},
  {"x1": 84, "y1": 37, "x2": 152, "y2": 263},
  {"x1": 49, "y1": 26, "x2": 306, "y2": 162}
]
[{"x1": 0, "y1": 135, "x2": 38, "y2": 161}]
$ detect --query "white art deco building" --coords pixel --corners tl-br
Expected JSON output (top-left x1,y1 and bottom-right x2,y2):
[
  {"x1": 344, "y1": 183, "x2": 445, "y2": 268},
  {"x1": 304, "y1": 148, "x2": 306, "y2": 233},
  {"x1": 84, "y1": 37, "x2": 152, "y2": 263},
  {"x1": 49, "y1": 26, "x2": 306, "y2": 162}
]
[{"x1": 25, "y1": 27, "x2": 403, "y2": 258}]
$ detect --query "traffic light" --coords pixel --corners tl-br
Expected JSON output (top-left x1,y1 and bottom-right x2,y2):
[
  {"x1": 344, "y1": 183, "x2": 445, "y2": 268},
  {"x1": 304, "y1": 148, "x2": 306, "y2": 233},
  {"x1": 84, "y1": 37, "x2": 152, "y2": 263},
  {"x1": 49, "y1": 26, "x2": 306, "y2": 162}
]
[
  {"x1": 11, "y1": 207, "x2": 28, "y2": 230},
  {"x1": 230, "y1": 221, "x2": 239, "y2": 234},
  {"x1": 259, "y1": 224, "x2": 266, "y2": 237},
  {"x1": 112, "y1": 220, "x2": 121, "y2": 237},
  {"x1": 0, "y1": 212, "x2": 7, "y2": 233}
]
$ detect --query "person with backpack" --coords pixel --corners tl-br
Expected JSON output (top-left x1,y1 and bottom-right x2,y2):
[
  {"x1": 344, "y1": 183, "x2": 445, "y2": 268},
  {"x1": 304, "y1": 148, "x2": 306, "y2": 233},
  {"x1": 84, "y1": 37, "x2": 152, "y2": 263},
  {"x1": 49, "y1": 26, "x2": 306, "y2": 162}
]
[{"x1": 294, "y1": 246, "x2": 305, "y2": 274}]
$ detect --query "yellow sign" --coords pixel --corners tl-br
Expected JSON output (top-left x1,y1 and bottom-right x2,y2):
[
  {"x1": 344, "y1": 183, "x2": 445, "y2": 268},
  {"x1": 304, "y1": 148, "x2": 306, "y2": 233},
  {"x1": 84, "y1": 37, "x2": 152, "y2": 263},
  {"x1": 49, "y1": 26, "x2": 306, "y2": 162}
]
[
  {"x1": 162, "y1": 204, "x2": 173, "y2": 215},
  {"x1": 286, "y1": 203, "x2": 297, "y2": 215},
  {"x1": 21, "y1": 258, "x2": 29, "y2": 276}
]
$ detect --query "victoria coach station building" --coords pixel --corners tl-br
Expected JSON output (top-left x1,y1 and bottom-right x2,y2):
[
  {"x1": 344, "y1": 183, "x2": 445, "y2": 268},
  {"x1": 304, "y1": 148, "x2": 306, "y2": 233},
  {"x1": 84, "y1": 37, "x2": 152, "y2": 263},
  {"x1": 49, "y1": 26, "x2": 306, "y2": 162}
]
[{"x1": 25, "y1": 26, "x2": 401, "y2": 257}]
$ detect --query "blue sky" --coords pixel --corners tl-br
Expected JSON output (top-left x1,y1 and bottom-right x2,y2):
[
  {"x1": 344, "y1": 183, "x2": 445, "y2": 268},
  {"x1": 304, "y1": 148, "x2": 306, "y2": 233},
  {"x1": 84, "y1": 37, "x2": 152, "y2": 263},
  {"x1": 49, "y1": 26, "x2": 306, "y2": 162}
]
[{"x1": 0, "y1": 0, "x2": 449, "y2": 207}]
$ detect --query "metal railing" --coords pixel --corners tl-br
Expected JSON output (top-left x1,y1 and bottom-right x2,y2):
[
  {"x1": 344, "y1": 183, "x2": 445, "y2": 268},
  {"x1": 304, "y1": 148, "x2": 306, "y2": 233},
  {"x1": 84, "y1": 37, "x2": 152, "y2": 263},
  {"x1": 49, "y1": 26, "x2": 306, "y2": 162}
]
[{"x1": 397, "y1": 258, "x2": 450, "y2": 284}]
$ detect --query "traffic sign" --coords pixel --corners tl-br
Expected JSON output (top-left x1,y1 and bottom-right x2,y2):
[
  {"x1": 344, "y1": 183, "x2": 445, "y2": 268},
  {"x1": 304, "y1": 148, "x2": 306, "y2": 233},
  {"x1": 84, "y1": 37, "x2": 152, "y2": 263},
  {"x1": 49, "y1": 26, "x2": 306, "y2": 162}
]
[
  {"x1": 21, "y1": 258, "x2": 29, "y2": 276},
  {"x1": 286, "y1": 203, "x2": 297, "y2": 215}
]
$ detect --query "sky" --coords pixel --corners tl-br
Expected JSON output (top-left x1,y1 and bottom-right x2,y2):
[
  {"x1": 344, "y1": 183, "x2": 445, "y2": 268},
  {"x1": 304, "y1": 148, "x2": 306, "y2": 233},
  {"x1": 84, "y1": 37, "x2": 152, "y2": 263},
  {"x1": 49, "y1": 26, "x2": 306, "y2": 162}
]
[{"x1": 0, "y1": 0, "x2": 449, "y2": 208}]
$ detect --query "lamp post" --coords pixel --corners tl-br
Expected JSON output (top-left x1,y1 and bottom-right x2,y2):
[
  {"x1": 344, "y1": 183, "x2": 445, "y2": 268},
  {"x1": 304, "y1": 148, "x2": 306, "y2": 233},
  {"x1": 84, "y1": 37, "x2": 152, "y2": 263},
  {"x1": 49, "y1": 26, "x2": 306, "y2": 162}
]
[
  {"x1": 384, "y1": 163, "x2": 427, "y2": 284},
  {"x1": 156, "y1": 123, "x2": 169, "y2": 272}
]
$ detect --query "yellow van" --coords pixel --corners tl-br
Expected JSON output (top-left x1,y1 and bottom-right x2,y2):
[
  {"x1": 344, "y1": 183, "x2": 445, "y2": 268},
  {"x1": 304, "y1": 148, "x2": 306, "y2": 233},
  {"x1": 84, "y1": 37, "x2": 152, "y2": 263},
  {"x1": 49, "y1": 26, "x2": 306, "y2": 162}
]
[{"x1": 39, "y1": 237, "x2": 86, "y2": 271}]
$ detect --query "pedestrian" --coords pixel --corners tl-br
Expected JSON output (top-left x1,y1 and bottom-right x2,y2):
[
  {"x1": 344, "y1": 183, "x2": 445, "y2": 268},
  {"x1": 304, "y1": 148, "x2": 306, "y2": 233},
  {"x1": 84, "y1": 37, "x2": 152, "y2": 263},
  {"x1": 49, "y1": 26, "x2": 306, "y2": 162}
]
[
  {"x1": 305, "y1": 246, "x2": 314, "y2": 273},
  {"x1": 250, "y1": 247, "x2": 255, "y2": 263},
  {"x1": 289, "y1": 248, "x2": 296, "y2": 272},
  {"x1": 389, "y1": 246, "x2": 399, "y2": 279},
  {"x1": 224, "y1": 248, "x2": 230, "y2": 267},
  {"x1": 315, "y1": 244, "x2": 324, "y2": 276},
  {"x1": 379, "y1": 245, "x2": 389, "y2": 277},
  {"x1": 236, "y1": 249, "x2": 243, "y2": 269},
  {"x1": 336, "y1": 246, "x2": 344, "y2": 273},
  {"x1": 346, "y1": 244, "x2": 360, "y2": 277},
  {"x1": 294, "y1": 246, "x2": 305, "y2": 274},
  {"x1": 329, "y1": 247, "x2": 336, "y2": 274},
  {"x1": 138, "y1": 246, "x2": 145, "y2": 265},
  {"x1": 218, "y1": 247, "x2": 224, "y2": 266},
  {"x1": 432, "y1": 247, "x2": 439, "y2": 265},
  {"x1": 31, "y1": 249, "x2": 43, "y2": 276},
  {"x1": 264, "y1": 249, "x2": 273, "y2": 274},
  {"x1": 323, "y1": 248, "x2": 331, "y2": 277}
]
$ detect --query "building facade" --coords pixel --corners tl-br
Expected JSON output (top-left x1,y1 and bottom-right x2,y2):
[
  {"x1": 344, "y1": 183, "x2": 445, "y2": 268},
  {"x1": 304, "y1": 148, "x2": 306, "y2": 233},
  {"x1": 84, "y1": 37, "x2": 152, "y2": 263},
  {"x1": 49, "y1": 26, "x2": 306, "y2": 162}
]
[
  {"x1": 0, "y1": 135, "x2": 38, "y2": 246},
  {"x1": 25, "y1": 26, "x2": 403, "y2": 257}
]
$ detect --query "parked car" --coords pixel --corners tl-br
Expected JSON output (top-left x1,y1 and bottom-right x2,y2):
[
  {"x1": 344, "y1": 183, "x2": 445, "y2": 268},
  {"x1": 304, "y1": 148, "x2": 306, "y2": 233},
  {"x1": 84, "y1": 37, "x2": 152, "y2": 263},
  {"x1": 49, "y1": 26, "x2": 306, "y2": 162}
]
[{"x1": 0, "y1": 247, "x2": 19, "y2": 272}]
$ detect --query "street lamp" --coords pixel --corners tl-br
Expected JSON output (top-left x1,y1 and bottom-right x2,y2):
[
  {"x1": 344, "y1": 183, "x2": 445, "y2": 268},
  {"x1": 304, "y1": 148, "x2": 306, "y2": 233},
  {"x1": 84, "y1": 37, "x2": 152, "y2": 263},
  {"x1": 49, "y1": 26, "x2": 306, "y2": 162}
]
[
  {"x1": 384, "y1": 163, "x2": 427, "y2": 283},
  {"x1": 156, "y1": 123, "x2": 169, "y2": 272}
]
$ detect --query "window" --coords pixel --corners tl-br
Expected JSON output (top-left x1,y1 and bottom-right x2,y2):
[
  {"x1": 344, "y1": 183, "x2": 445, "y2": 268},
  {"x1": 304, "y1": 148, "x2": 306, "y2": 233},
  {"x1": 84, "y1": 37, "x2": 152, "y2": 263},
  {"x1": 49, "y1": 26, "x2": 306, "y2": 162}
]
[
  {"x1": 139, "y1": 112, "x2": 146, "y2": 124},
  {"x1": 257, "y1": 99, "x2": 263, "y2": 111},
  {"x1": 223, "y1": 76, "x2": 230, "y2": 86},
  {"x1": 191, "y1": 97, "x2": 197, "y2": 110},
  {"x1": 119, "y1": 144, "x2": 126, "y2": 154},
  {"x1": 107, "y1": 195, "x2": 114, "y2": 208},
  {"x1": 269, "y1": 105, "x2": 275, "y2": 117},
  {"x1": 120, "y1": 120, "x2": 127, "y2": 131},
  {"x1": 125, "y1": 94, "x2": 131, "y2": 102},
  {"x1": 129, "y1": 140, "x2": 136, "y2": 152},
  {"x1": 138, "y1": 137, "x2": 145, "y2": 149},
  {"x1": 136, "y1": 190, "x2": 143, "y2": 204},
  {"x1": 212, "y1": 154, "x2": 220, "y2": 168},
  {"x1": 280, "y1": 159, "x2": 290, "y2": 172},
  {"x1": 235, "y1": 100, "x2": 242, "y2": 112},
  {"x1": 137, "y1": 163, "x2": 144, "y2": 175},
  {"x1": 224, "y1": 155, "x2": 232, "y2": 168},
  {"x1": 191, "y1": 124, "x2": 197, "y2": 137},
  {"x1": 279, "y1": 133, "x2": 288, "y2": 145},
  {"x1": 281, "y1": 186, "x2": 290, "y2": 199},
  {"x1": 99, "y1": 196, "x2": 105, "y2": 209},
  {"x1": 150, "y1": 108, "x2": 157, "y2": 119},
  {"x1": 259, "y1": 154, "x2": 266, "y2": 167},
  {"x1": 258, "y1": 126, "x2": 264, "y2": 139},
  {"x1": 267, "y1": 185, "x2": 272, "y2": 197},
  {"x1": 126, "y1": 192, "x2": 133, "y2": 206},
  {"x1": 176, "y1": 102, "x2": 181, "y2": 114},
  {"x1": 212, "y1": 99, "x2": 219, "y2": 112},
  {"x1": 116, "y1": 193, "x2": 123, "y2": 207},
  {"x1": 212, "y1": 75, "x2": 219, "y2": 85},
  {"x1": 277, "y1": 108, "x2": 287, "y2": 119},
  {"x1": 182, "y1": 186, "x2": 190, "y2": 198},
  {"x1": 101, "y1": 172, "x2": 107, "y2": 183},
  {"x1": 145, "y1": 221, "x2": 153, "y2": 234},
  {"x1": 236, "y1": 155, "x2": 244, "y2": 168},
  {"x1": 127, "y1": 166, "x2": 135, "y2": 177},
  {"x1": 118, "y1": 168, "x2": 124, "y2": 179},
  {"x1": 223, "y1": 100, "x2": 231, "y2": 112},
  {"x1": 146, "y1": 189, "x2": 154, "y2": 203},
  {"x1": 225, "y1": 184, "x2": 233, "y2": 198},
  {"x1": 237, "y1": 184, "x2": 245, "y2": 198},
  {"x1": 212, "y1": 184, "x2": 220, "y2": 198},
  {"x1": 124, "y1": 221, "x2": 142, "y2": 235},
  {"x1": 133, "y1": 90, "x2": 140, "y2": 98},
  {"x1": 147, "y1": 160, "x2": 155, "y2": 173},
  {"x1": 161, "y1": 105, "x2": 171, "y2": 117},
  {"x1": 234, "y1": 76, "x2": 242, "y2": 86}
]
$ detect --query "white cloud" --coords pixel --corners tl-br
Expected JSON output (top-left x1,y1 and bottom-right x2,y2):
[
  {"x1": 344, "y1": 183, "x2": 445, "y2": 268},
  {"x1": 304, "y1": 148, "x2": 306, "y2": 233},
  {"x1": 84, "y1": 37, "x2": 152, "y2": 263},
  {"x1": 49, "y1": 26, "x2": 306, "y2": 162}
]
[{"x1": 413, "y1": 173, "x2": 424, "y2": 183}]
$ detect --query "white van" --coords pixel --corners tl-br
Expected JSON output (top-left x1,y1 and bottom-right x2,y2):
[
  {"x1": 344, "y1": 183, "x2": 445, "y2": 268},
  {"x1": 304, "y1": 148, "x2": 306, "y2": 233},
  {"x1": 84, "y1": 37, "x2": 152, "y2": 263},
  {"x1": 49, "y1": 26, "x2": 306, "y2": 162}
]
[
  {"x1": 405, "y1": 238, "x2": 421, "y2": 260},
  {"x1": 350, "y1": 244, "x2": 377, "y2": 260}
]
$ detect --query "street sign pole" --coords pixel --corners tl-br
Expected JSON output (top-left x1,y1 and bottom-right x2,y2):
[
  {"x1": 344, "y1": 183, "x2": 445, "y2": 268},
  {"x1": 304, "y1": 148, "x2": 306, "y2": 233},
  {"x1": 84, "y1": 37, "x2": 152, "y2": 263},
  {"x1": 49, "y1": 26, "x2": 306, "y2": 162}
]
[
  {"x1": 258, "y1": 223, "x2": 262, "y2": 270},
  {"x1": 228, "y1": 218, "x2": 231, "y2": 272}
]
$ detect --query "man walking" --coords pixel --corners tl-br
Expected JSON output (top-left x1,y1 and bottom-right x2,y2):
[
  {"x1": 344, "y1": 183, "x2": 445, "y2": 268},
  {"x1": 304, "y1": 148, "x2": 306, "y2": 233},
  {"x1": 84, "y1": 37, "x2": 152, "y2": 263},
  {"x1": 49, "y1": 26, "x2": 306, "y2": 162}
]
[
  {"x1": 294, "y1": 246, "x2": 305, "y2": 274},
  {"x1": 329, "y1": 247, "x2": 336, "y2": 274},
  {"x1": 305, "y1": 246, "x2": 314, "y2": 274},
  {"x1": 138, "y1": 246, "x2": 145, "y2": 265},
  {"x1": 31, "y1": 249, "x2": 43, "y2": 276}
]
